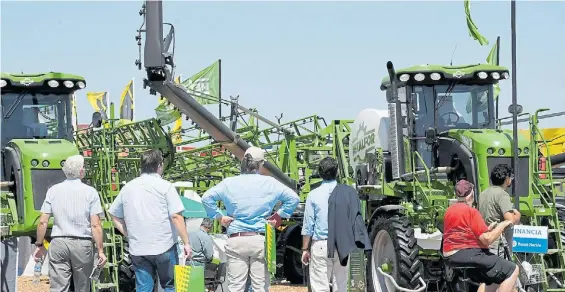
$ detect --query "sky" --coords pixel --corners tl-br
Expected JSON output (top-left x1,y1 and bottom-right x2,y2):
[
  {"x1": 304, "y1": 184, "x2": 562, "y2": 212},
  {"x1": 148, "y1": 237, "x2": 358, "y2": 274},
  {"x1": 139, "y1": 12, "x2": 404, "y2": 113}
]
[{"x1": 2, "y1": 1, "x2": 564, "y2": 130}]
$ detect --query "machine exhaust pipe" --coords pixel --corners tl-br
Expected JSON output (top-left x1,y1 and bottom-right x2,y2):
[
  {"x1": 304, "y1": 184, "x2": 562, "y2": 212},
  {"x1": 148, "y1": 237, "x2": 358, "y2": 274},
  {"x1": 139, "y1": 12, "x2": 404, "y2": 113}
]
[{"x1": 387, "y1": 61, "x2": 406, "y2": 178}]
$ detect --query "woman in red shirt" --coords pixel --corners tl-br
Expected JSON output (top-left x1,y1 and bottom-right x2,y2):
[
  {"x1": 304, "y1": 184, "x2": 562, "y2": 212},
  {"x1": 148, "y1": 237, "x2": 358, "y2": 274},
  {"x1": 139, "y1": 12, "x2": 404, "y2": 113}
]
[{"x1": 443, "y1": 180, "x2": 519, "y2": 292}]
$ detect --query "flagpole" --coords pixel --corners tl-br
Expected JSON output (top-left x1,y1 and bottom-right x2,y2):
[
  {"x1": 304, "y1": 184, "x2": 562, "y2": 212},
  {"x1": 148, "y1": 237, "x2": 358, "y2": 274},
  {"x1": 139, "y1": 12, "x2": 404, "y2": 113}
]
[
  {"x1": 510, "y1": 0, "x2": 520, "y2": 210},
  {"x1": 218, "y1": 59, "x2": 222, "y2": 120},
  {"x1": 132, "y1": 77, "x2": 136, "y2": 121},
  {"x1": 495, "y1": 36, "x2": 500, "y2": 120}
]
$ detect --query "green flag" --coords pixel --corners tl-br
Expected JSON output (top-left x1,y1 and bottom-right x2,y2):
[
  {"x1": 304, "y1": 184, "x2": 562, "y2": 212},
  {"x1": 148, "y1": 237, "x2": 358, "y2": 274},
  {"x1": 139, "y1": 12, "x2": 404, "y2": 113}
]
[
  {"x1": 155, "y1": 76, "x2": 182, "y2": 126},
  {"x1": 464, "y1": 0, "x2": 489, "y2": 46},
  {"x1": 486, "y1": 42, "x2": 501, "y2": 100},
  {"x1": 182, "y1": 60, "x2": 220, "y2": 105}
]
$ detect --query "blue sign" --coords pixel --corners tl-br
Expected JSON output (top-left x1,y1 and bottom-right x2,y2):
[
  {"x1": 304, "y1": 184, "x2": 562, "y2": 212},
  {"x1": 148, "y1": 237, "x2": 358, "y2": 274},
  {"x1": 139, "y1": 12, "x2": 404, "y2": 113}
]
[{"x1": 512, "y1": 225, "x2": 548, "y2": 254}]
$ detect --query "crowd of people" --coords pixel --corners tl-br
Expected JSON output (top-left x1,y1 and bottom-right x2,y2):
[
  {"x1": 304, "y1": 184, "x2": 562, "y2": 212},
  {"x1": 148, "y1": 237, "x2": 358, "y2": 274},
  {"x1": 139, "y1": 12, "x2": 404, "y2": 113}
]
[{"x1": 31, "y1": 145, "x2": 521, "y2": 292}]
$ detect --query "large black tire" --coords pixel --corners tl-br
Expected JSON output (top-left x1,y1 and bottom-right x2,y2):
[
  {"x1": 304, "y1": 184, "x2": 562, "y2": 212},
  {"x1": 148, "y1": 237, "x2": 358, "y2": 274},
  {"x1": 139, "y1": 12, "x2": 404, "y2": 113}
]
[
  {"x1": 118, "y1": 240, "x2": 136, "y2": 292},
  {"x1": 366, "y1": 215, "x2": 423, "y2": 292},
  {"x1": 284, "y1": 229, "x2": 305, "y2": 284}
]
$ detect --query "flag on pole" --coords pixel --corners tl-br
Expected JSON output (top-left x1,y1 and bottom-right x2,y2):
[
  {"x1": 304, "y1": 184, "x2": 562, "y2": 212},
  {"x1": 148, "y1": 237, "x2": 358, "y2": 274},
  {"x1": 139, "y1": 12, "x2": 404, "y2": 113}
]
[
  {"x1": 155, "y1": 76, "x2": 182, "y2": 126},
  {"x1": 86, "y1": 92, "x2": 108, "y2": 120},
  {"x1": 182, "y1": 60, "x2": 220, "y2": 105},
  {"x1": 486, "y1": 42, "x2": 501, "y2": 100},
  {"x1": 464, "y1": 0, "x2": 489, "y2": 46},
  {"x1": 119, "y1": 79, "x2": 134, "y2": 122}
]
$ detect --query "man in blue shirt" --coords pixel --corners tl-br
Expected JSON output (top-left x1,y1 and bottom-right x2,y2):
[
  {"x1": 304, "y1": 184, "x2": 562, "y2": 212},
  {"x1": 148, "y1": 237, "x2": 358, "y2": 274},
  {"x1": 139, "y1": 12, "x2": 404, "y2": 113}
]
[
  {"x1": 301, "y1": 157, "x2": 348, "y2": 292},
  {"x1": 189, "y1": 218, "x2": 215, "y2": 266},
  {"x1": 202, "y1": 146, "x2": 300, "y2": 292}
]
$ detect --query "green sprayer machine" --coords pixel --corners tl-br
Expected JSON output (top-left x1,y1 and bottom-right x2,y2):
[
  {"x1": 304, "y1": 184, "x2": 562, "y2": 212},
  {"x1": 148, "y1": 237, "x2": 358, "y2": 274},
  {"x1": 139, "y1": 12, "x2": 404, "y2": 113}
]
[{"x1": 349, "y1": 62, "x2": 565, "y2": 291}]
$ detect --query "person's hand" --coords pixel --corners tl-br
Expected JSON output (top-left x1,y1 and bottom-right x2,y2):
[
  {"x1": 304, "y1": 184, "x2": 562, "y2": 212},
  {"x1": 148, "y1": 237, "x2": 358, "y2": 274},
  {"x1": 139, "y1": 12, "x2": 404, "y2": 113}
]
[
  {"x1": 267, "y1": 219, "x2": 277, "y2": 228},
  {"x1": 301, "y1": 250, "x2": 310, "y2": 265},
  {"x1": 488, "y1": 222, "x2": 498, "y2": 231},
  {"x1": 33, "y1": 246, "x2": 46, "y2": 262},
  {"x1": 183, "y1": 244, "x2": 193, "y2": 260},
  {"x1": 503, "y1": 220, "x2": 514, "y2": 229},
  {"x1": 220, "y1": 216, "x2": 234, "y2": 227},
  {"x1": 97, "y1": 252, "x2": 107, "y2": 267}
]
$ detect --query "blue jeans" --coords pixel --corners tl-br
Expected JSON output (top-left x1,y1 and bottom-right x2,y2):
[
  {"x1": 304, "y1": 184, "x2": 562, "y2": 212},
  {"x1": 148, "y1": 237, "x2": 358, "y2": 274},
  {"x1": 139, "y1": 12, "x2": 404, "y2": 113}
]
[{"x1": 131, "y1": 245, "x2": 179, "y2": 292}]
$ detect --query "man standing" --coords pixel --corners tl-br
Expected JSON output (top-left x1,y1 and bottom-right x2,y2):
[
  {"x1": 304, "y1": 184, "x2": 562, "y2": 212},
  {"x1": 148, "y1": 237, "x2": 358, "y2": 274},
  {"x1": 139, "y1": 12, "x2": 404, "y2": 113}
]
[
  {"x1": 189, "y1": 218, "x2": 215, "y2": 266},
  {"x1": 108, "y1": 149, "x2": 192, "y2": 292},
  {"x1": 478, "y1": 164, "x2": 521, "y2": 255},
  {"x1": 301, "y1": 157, "x2": 370, "y2": 292},
  {"x1": 202, "y1": 146, "x2": 300, "y2": 292},
  {"x1": 33, "y1": 154, "x2": 107, "y2": 292}
]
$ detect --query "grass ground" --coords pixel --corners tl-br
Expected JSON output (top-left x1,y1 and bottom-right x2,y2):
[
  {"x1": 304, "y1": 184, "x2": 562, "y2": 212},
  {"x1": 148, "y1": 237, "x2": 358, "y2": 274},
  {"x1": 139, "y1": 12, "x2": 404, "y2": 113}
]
[{"x1": 17, "y1": 276, "x2": 308, "y2": 292}]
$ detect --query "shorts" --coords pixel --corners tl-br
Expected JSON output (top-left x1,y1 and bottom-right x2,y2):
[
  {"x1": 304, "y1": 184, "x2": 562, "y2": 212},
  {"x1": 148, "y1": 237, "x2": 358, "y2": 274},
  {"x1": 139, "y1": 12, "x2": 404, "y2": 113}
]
[{"x1": 444, "y1": 248, "x2": 517, "y2": 285}]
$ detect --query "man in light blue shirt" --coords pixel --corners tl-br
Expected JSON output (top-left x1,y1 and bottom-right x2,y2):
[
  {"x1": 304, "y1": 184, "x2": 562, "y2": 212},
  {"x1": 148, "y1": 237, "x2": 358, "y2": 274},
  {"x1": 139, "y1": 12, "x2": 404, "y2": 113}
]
[
  {"x1": 189, "y1": 218, "x2": 215, "y2": 266},
  {"x1": 202, "y1": 146, "x2": 300, "y2": 292},
  {"x1": 301, "y1": 157, "x2": 348, "y2": 292}
]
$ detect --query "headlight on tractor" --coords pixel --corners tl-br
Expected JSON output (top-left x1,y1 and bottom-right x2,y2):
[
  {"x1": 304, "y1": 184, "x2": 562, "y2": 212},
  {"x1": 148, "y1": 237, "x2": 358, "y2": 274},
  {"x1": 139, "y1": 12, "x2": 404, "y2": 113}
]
[
  {"x1": 42, "y1": 160, "x2": 50, "y2": 167},
  {"x1": 478, "y1": 72, "x2": 488, "y2": 79},
  {"x1": 31, "y1": 159, "x2": 39, "y2": 167},
  {"x1": 523, "y1": 147, "x2": 529, "y2": 154},
  {"x1": 63, "y1": 81, "x2": 74, "y2": 88},
  {"x1": 414, "y1": 73, "x2": 425, "y2": 81},
  {"x1": 487, "y1": 147, "x2": 495, "y2": 155},
  {"x1": 399, "y1": 74, "x2": 410, "y2": 82},
  {"x1": 0, "y1": 80, "x2": 7, "y2": 88},
  {"x1": 491, "y1": 72, "x2": 500, "y2": 80},
  {"x1": 60, "y1": 160, "x2": 66, "y2": 167},
  {"x1": 498, "y1": 148, "x2": 506, "y2": 155},
  {"x1": 77, "y1": 81, "x2": 86, "y2": 89},
  {"x1": 430, "y1": 73, "x2": 441, "y2": 80},
  {"x1": 47, "y1": 80, "x2": 59, "y2": 88}
]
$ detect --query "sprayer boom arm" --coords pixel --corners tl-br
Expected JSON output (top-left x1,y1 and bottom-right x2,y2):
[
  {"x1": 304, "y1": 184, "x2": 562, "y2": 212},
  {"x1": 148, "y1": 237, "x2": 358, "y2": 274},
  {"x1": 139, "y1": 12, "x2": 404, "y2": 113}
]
[{"x1": 139, "y1": 0, "x2": 296, "y2": 190}]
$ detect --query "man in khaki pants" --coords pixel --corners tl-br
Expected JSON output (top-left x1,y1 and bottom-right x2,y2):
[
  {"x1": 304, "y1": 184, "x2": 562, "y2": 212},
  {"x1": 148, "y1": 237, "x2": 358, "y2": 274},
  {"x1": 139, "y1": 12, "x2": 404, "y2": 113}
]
[{"x1": 202, "y1": 147, "x2": 300, "y2": 292}]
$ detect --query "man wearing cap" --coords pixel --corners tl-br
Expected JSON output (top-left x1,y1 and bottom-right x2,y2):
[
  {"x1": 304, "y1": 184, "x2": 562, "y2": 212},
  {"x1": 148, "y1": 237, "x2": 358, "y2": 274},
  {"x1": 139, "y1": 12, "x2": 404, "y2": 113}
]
[
  {"x1": 202, "y1": 146, "x2": 300, "y2": 292},
  {"x1": 108, "y1": 149, "x2": 192, "y2": 292},
  {"x1": 442, "y1": 180, "x2": 519, "y2": 292}
]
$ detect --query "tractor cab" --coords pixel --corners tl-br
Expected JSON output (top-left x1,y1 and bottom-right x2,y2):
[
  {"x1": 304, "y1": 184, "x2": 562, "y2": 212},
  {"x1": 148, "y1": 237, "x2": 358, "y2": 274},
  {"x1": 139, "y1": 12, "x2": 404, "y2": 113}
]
[
  {"x1": 379, "y1": 64, "x2": 530, "y2": 191},
  {"x1": 1, "y1": 73, "x2": 85, "y2": 238}
]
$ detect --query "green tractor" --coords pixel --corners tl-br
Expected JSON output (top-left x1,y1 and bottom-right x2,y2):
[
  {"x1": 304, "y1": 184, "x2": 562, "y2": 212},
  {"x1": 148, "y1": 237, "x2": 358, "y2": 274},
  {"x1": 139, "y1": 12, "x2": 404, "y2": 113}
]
[
  {"x1": 350, "y1": 62, "x2": 565, "y2": 291},
  {"x1": 1, "y1": 72, "x2": 85, "y2": 239}
]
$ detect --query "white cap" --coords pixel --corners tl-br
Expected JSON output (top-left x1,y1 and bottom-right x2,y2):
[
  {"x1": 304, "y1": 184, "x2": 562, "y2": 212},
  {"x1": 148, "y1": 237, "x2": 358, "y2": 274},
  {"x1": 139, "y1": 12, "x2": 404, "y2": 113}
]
[{"x1": 244, "y1": 146, "x2": 265, "y2": 161}]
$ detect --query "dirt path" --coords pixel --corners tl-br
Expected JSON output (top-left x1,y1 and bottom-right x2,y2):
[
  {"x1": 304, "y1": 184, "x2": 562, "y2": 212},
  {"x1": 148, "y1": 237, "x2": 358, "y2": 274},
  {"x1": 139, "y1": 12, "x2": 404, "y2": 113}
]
[{"x1": 17, "y1": 277, "x2": 308, "y2": 292}]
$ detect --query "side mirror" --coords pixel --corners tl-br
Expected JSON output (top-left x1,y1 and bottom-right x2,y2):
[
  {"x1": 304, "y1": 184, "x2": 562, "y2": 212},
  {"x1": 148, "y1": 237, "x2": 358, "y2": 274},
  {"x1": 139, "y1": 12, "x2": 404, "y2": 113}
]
[
  {"x1": 425, "y1": 127, "x2": 437, "y2": 145},
  {"x1": 91, "y1": 112, "x2": 103, "y2": 128}
]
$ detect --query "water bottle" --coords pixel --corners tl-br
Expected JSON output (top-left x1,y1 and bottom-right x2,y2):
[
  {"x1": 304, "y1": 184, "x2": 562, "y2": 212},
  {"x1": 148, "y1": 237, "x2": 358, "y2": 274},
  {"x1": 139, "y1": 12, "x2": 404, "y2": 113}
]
[
  {"x1": 33, "y1": 261, "x2": 42, "y2": 284},
  {"x1": 177, "y1": 236, "x2": 185, "y2": 264}
]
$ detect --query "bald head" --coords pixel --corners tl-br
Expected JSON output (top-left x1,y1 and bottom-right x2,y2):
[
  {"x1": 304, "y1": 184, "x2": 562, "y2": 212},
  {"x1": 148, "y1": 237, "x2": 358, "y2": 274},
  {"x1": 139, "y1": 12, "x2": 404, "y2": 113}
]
[{"x1": 63, "y1": 155, "x2": 85, "y2": 179}]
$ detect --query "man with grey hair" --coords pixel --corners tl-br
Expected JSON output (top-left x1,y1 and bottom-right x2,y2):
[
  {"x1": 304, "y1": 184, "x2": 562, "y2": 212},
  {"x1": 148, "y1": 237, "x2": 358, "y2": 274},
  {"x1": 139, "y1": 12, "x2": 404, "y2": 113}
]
[
  {"x1": 33, "y1": 154, "x2": 106, "y2": 292},
  {"x1": 202, "y1": 146, "x2": 300, "y2": 292},
  {"x1": 109, "y1": 149, "x2": 191, "y2": 292},
  {"x1": 188, "y1": 218, "x2": 215, "y2": 266}
]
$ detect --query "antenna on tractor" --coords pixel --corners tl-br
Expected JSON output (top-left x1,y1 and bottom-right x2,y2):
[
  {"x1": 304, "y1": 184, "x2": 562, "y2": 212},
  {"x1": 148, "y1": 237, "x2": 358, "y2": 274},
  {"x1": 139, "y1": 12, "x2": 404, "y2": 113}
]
[{"x1": 450, "y1": 43, "x2": 458, "y2": 66}]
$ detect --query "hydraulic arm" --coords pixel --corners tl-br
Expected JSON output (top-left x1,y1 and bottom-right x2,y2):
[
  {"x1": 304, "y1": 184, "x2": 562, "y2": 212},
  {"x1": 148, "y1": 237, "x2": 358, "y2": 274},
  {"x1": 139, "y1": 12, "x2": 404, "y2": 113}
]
[{"x1": 136, "y1": 0, "x2": 296, "y2": 190}]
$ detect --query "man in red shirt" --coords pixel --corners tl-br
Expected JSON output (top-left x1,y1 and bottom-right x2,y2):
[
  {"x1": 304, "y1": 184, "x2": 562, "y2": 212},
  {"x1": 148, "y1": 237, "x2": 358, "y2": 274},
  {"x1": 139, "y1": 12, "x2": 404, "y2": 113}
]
[{"x1": 443, "y1": 180, "x2": 519, "y2": 292}]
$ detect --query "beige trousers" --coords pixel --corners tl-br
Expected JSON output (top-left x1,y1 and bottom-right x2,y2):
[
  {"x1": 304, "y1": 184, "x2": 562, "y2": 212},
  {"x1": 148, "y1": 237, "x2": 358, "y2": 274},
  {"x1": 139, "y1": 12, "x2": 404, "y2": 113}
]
[
  {"x1": 309, "y1": 240, "x2": 349, "y2": 292},
  {"x1": 225, "y1": 235, "x2": 269, "y2": 292}
]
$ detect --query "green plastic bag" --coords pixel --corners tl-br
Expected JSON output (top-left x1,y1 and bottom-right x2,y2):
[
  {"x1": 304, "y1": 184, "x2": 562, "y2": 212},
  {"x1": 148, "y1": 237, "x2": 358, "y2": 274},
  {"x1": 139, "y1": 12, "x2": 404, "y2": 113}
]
[
  {"x1": 265, "y1": 223, "x2": 277, "y2": 275},
  {"x1": 174, "y1": 261, "x2": 205, "y2": 292}
]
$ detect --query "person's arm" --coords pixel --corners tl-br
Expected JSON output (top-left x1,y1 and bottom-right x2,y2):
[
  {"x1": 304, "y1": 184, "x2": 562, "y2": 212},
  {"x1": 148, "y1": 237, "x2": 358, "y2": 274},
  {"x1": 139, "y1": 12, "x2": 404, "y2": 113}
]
[
  {"x1": 202, "y1": 235, "x2": 215, "y2": 262},
  {"x1": 301, "y1": 194, "x2": 315, "y2": 250},
  {"x1": 274, "y1": 181, "x2": 300, "y2": 219},
  {"x1": 90, "y1": 191, "x2": 105, "y2": 255},
  {"x1": 165, "y1": 185, "x2": 189, "y2": 245},
  {"x1": 498, "y1": 194, "x2": 521, "y2": 224},
  {"x1": 36, "y1": 190, "x2": 53, "y2": 244},
  {"x1": 471, "y1": 209, "x2": 513, "y2": 246},
  {"x1": 108, "y1": 192, "x2": 127, "y2": 236},
  {"x1": 201, "y1": 182, "x2": 227, "y2": 220}
]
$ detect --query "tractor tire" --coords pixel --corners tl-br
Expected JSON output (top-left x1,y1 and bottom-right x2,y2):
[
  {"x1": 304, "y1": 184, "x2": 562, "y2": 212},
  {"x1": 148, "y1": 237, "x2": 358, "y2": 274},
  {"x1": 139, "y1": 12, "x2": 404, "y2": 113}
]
[
  {"x1": 366, "y1": 215, "x2": 423, "y2": 292},
  {"x1": 284, "y1": 229, "x2": 305, "y2": 284},
  {"x1": 118, "y1": 240, "x2": 136, "y2": 292}
]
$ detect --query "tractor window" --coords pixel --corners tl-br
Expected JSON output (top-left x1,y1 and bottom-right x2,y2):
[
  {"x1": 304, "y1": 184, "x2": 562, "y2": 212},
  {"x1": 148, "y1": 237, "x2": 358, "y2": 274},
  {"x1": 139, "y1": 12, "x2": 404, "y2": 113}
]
[
  {"x1": 1, "y1": 93, "x2": 71, "y2": 145},
  {"x1": 434, "y1": 84, "x2": 492, "y2": 132}
]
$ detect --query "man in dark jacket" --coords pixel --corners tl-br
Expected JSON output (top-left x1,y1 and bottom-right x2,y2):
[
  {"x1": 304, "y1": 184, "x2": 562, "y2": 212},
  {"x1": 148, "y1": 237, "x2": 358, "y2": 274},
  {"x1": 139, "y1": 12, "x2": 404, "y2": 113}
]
[
  {"x1": 301, "y1": 157, "x2": 371, "y2": 292},
  {"x1": 327, "y1": 171, "x2": 371, "y2": 268}
]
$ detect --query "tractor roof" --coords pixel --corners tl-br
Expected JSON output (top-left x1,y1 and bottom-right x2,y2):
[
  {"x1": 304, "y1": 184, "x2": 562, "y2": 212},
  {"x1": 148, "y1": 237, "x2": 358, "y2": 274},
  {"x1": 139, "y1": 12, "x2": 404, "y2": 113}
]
[
  {"x1": 380, "y1": 63, "x2": 509, "y2": 90},
  {"x1": 1, "y1": 72, "x2": 85, "y2": 83}
]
